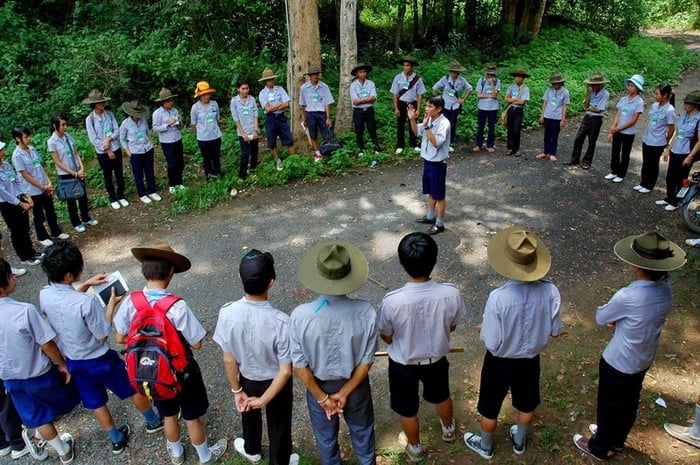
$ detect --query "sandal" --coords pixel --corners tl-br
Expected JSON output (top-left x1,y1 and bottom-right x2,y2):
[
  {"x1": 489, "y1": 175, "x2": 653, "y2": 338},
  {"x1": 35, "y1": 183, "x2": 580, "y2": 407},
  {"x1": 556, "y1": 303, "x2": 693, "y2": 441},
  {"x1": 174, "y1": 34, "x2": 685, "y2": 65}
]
[
  {"x1": 549, "y1": 155, "x2": 558, "y2": 162},
  {"x1": 472, "y1": 146, "x2": 482, "y2": 152},
  {"x1": 535, "y1": 153, "x2": 548, "y2": 159},
  {"x1": 486, "y1": 147, "x2": 496, "y2": 153}
]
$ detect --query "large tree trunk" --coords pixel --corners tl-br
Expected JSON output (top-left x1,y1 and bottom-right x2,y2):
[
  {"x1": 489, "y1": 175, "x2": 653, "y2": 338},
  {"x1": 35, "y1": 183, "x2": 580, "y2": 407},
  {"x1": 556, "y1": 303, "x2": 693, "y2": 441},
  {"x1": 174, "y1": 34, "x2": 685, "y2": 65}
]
[
  {"x1": 517, "y1": 0, "x2": 546, "y2": 40},
  {"x1": 412, "y1": 0, "x2": 419, "y2": 43},
  {"x1": 287, "y1": 0, "x2": 322, "y2": 152},
  {"x1": 528, "y1": 0, "x2": 546, "y2": 37},
  {"x1": 394, "y1": 0, "x2": 407, "y2": 54},
  {"x1": 441, "y1": 0, "x2": 454, "y2": 42},
  {"x1": 336, "y1": 0, "x2": 357, "y2": 133}
]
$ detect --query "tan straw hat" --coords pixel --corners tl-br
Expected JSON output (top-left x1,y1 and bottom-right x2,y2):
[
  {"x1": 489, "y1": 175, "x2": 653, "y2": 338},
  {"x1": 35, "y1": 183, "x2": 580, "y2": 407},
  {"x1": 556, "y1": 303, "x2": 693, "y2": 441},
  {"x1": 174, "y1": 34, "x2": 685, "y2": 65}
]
[
  {"x1": 258, "y1": 67, "x2": 279, "y2": 82},
  {"x1": 121, "y1": 100, "x2": 149, "y2": 119},
  {"x1": 447, "y1": 60, "x2": 466, "y2": 72},
  {"x1": 487, "y1": 226, "x2": 552, "y2": 282},
  {"x1": 154, "y1": 87, "x2": 178, "y2": 103},
  {"x1": 613, "y1": 232, "x2": 686, "y2": 271},
  {"x1": 304, "y1": 64, "x2": 322, "y2": 75},
  {"x1": 509, "y1": 68, "x2": 531, "y2": 78},
  {"x1": 549, "y1": 72, "x2": 565, "y2": 84},
  {"x1": 131, "y1": 241, "x2": 192, "y2": 273},
  {"x1": 396, "y1": 56, "x2": 419, "y2": 67},
  {"x1": 351, "y1": 64, "x2": 373, "y2": 76},
  {"x1": 193, "y1": 81, "x2": 216, "y2": 98},
  {"x1": 483, "y1": 62, "x2": 499, "y2": 74},
  {"x1": 299, "y1": 241, "x2": 368, "y2": 295},
  {"x1": 82, "y1": 89, "x2": 111, "y2": 105},
  {"x1": 584, "y1": 71, "x2": 609, "y2": 85},
  {"x1": 684, "y1": 89, "x2": 700, "y2": 105}
]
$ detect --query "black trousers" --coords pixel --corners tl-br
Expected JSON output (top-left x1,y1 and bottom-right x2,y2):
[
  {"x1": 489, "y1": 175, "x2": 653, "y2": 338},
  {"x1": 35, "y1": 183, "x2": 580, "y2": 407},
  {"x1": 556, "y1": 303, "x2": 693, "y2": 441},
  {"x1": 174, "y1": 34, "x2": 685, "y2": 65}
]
[
  {"x1": 442, "y1": 108, "x2": 460, "y2": 144},
  {"x1": 665, "y1": 151, "x2": 692, "y2": 206},
  {"x1": 30, "y1": 193, "x2": 62, "y2": 240},
  {"x1": 198, "y1": 138, "x2": 222, "y2": 180},
  {"x1": 640, "y1": 143, "x2": 665, "y2": 190},
  {"x1": 238, "y1": 137, "x2": 259, "y2": 180},
  {"x1": 506, "y1": 107, "x2": 524, "y2": 153},
  {"x1": 240, "y1": 376, "x2": 293, "y2": 465},
  {"x1": 610, "y1": 133, "x2": 635, "y2": 178},
  {"x1": 58, "y1": 174, "x2": 90, "y2": 226},
  {"x1": 161, "y1": 140, "x2": 184, "y2": 187},
  {"x1": 589, "y1": 357, "x2": 647, "y2": 459},
  {"x1": 396, "y1": 100, "x2": 417, "y2": 149},
  {"x1": 96, "y1": 149, "x2": 125, "y2": 202},
  {"x1": 353, "y1": 107, "x2": 380, "y2": 151},
  {"x1": 0, "y1": 379, "x2": 24, "y2": 451},
  {"x1": 570, "y1": 115, "x2": 603, "y2": 165},
  {"x1": 0, "y1": 202, "x2": 37, "y2": 261}
]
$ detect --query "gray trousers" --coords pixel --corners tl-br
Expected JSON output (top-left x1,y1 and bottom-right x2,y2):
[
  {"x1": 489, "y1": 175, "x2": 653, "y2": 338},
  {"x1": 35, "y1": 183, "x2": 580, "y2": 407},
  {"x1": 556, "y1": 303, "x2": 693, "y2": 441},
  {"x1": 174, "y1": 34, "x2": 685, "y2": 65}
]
[{"x1": 306, "y1": 377, "x2": 375, "y2": 465}]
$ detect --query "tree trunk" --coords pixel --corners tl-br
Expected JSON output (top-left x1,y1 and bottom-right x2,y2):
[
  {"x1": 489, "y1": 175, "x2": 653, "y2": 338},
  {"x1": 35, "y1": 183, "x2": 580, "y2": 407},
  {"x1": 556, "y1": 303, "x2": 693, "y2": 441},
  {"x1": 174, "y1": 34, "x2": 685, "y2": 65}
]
[
  {"x1": 529, "y1": 0, "x2": 546, "y2": 37},
  {"x1": 394, "y1": 0, "x2": 407, "y2": 54},
  {"x1": 336, "y1": 0, "x2": 357, "y2": 133},
  {"x1": 287, "y1": 0, "x2": 321, "y2": 152},
  {"x1": 517, "y1": 0, "x2": 546, "y2": 40},
  {"x1": 412, "y1": 0, "x2": 419, "y2": 43},
  {"x1": 464, "y1": 0, "x2": 477, "y2": 37},
  {"x1": 441, "y1": 0, "x2": 454, "y2": 42}
]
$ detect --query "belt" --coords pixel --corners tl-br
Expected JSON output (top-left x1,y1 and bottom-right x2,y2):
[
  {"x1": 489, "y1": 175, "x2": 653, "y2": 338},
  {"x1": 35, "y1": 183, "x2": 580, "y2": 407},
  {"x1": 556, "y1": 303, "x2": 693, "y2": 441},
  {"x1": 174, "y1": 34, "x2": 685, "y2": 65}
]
[
  {"x1": 353, "y1": 107, "x2": 373, "y2": 112},
  {"x1": 412, "y1": 357, "x2": 438, "y2": 366}
]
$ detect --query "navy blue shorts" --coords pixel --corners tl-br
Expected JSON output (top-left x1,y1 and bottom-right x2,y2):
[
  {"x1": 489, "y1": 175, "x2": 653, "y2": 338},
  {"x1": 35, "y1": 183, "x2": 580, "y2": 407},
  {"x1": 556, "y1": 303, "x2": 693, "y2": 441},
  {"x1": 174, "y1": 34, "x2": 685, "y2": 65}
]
[
  {"x1": 305, "y1": 111, "x2": 329, "y2": 140},
  {"x1": 265, "y1": 113, "x2": 294, "y2": 148},
  {"x1": 67, "y1": 349, "x2": 136, "y2": 409},
  {"x1": 477, "y1": 351, "x2": 541, "y2": 420},
  {"x1": 388, "y1": 356, "x2": 450, "y2": 418},
  {"x1": 154, "y1": 360, "x2": 209, "y2": 421},
  {"x1": 422, "y1": 159, "x2": 447, "y2": 200},
  {"x1": 5, "y1": 366, "x2": 80, "y2": 428}
]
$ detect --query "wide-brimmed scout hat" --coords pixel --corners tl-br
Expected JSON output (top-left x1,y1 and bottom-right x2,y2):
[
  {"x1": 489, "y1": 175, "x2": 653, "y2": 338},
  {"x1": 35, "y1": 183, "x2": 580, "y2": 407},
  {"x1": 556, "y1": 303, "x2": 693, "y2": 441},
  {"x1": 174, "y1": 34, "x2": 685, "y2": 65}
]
[
  {"x1": 132, "y1": 241, "x2": 192, "y2": 273},
  {"x1": 193, "y1": 81, "x2": 216, "y2": 98},
  {"x1": 684, "y1": 89, "x2": 700, "y2": 105},
  {"x1": 258, "y1": 67, "x2": 279, "y2": 82},
  {"x1": 613, "y1": 232, "x2": 686, "y2": 271},
  {"x1": 584, "y1": 71, "x2": 609, "y2": 85},
  {"x1": 154, "y1": 87, "x2": 178, "y2": 103},
  {"x1": 121, "y1": 100, "x2": 149, "y2": 119},
  {"x1": 82, "y1": 89, "x2": 111, "y2": 105},
  {"x1": 549, "y1": 72, "x2": 565, "y2": 84},
  {"x1": 0, "y1": 141, "x2": 6, "y2": 152},
  {"x1": 304, "y1": 64, "x2": 322, "y2": 76},
  {"x1": 487, "y1": 226, "x2": 552, "y2": 282},
  {"x1": 509, "y1": 68, "x2": 530, "y2": 78},
  {"x1": 625, "y1": 74, "x2": 644, "y2": 91},
  {"x1": 396, "y1": 56, "x2": 419, "y2": 67},
  {"x1": 483, "y1": 63, "x2": 499, "y2": 74},
  {"x1": 351, "y1": 63, "x2": 373, "y2": 76},
  {"x1": 299, "y1": 241, "x2": 368, "y2": 295},
  {"x1": 447, "y1": 60, "x2": 466, "y2": 72}
]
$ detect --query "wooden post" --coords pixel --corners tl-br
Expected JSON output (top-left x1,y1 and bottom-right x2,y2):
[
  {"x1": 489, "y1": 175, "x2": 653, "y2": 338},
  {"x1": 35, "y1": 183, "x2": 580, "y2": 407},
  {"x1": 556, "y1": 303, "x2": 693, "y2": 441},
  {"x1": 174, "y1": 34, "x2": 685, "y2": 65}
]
[{"x1": 336, "y1": 0, "x2": 358, "y2": 133}]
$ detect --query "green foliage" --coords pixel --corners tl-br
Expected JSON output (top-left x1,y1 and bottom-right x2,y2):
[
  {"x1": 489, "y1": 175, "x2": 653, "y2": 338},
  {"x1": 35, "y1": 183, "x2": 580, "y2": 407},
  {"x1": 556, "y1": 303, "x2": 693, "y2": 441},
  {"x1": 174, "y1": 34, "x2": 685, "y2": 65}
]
[
  {"x1": 549, "y1": 0, "x2": 650, "y2": 44},
  {"x1": 643, "y1": 0, "x2": 700, "y2": 30}
]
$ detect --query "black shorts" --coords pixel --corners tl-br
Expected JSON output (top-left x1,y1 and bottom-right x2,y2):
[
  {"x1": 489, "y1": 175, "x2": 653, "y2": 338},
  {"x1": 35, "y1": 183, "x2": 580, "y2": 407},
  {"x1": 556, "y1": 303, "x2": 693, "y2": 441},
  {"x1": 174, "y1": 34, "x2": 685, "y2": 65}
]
[
  {"x1": 153, "y1": 359, "x2": 209, "y2": 421},
  {"x1": 422, "y1": 160, "x2": 447, "y2": 200},
  {"x1": 477, "y1": 351, "x2": 541, "y2": 420},
  {"x1": 388, "y1": 356, "x2": 450, "y2": 418}
]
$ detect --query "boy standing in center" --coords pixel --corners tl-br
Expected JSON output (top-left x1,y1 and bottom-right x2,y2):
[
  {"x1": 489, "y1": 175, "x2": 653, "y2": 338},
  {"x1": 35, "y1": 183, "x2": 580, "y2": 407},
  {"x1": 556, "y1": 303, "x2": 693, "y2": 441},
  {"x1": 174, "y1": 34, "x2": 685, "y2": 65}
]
[{"x1": 377, "y1": 232, "x2": 467, "y2": 462}]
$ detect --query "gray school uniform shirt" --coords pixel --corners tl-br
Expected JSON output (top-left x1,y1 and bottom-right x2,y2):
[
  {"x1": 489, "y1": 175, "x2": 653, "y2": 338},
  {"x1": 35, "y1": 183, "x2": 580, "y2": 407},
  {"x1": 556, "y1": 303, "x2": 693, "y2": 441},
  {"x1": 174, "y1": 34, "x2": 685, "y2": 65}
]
[
  {"x1": 113, "y1": 288, "x2": 207, "y2": 346},
  {"x1": 0, "y1": 160, "x2": 29, "y2": 205},
  {"x1": 506, "y1": 83, "x2": 530, "y2": 108},
  {"x1": 152, "y1": 106, "x2": 183, "y2": 144},
  {"x1": 476, "y1": 76, "x2": 501, "y2": 111},
  {"x1": 85, "y1": 110, "x2": 121, "y2": 154},
  {"x1": 542, "y1": 87, "x2": 570, "y2": 120},
  {"x1": 350, "y1": 79, "x2": 377, "y2": 109},
  {"x1": 289, "y1": 295, "x2": 377, "y2": 381},
  {"x1": 12, "y1": 146, "x2": 48, "y2": 196},
  {"x1": 47, "y1": 132, "x2": 79, "y2": 175},
  {"x1": 417, "y1": 114, "x2": 451, "y2": 162},
  {"x1": 39, "y1": 283, "x2": 111, "y2": 361},
  {"x1": 671, "y1": 110, "x2": 700, "y2": 154},
  {"x1": 0, "y1": 297, "x2": 56, "y2": 380},
  {"x1": 585, "y1": 89, "x2": 610, "y2": 117},
  {"x1": 390, "y1": 72, "x2": 426, "y2": 103},
  {"x1": 259, "y1": 85, "x2": 291, "y2": 114},
  {"x1": 230, "y1": 95, "x2": 259, "y2": 137},
  {"x1": 299, "y1": 81, "x2": 335, "y2": 112},
  {"x1": 615, "y1": 94, "x2": 645, "y2": 135},
  {"x1": 643, "y1": 102, "x2": 676, "y2": 147},
  {"x1": 596, "y1": 280, "x2": 671, "y2": 375},
  {"x1": 377, "y1": 280, "x2": 467, "y2": 365},
  {"x1": 190, "y1": 100, "x2": 222, "y2": 141},
  {"x1": 480, "y1": 280, "x2": 562, "y2": 359},
  {"x1": 213, "y1": 297, "x2": 291, "y2": 381},
  {"x1": 119, "y1": 117, "x2": 154, "y2": 154},
  {"x1": 432, "y1": 75, "x2": 472, "y2": 110}
]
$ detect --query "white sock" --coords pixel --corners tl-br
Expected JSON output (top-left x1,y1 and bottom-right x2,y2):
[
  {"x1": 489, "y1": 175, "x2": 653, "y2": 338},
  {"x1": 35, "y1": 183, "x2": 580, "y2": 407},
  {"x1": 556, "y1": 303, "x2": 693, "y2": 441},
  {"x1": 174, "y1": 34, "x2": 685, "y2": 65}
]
[
  {"x1": 441, "y1": 421, "x2": 455, "y2": 434},
  {"x1": 407, "y1": 442, "x2": 422, "y2": 453},
  {"x1": 193, "y1": 441, "x2": 211, "y2": 462},
  {"x1": 34, "y1": 429, "x2": 44, "y2": 440},
  {"x1": 167, "y1": 439, "x2": 184, "y2": 457},
  {"x1": 48, "y1": 436, "x2": 69, "y2": 455}
]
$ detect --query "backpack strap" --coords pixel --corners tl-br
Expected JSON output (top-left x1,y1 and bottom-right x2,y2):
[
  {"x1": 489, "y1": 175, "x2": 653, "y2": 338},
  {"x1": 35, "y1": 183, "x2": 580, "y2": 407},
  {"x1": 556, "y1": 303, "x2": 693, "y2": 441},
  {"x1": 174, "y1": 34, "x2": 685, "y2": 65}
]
[
  {"x1": 130, "y1": 291, "x2": 181, "y2": 315},
  {"x1": 130, "y1": 290, "x2": 150, "y2": 313},
  {"x1": 154, "y1": 295, "x2": 182, "y2": 314}
]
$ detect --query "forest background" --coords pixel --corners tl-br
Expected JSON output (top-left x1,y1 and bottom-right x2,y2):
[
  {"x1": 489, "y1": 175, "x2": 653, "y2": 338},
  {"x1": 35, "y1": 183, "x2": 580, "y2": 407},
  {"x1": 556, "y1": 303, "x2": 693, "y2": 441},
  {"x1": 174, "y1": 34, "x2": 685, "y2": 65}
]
[{"x1": 0, "y1": 0, "x2": 699, "y2": 214}]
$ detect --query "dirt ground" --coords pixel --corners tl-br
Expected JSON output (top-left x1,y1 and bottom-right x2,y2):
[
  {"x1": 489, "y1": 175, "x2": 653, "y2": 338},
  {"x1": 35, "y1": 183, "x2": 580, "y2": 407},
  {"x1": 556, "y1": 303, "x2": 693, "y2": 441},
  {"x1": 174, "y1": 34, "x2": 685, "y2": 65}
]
[{"x1": 5, "y1": 35, "x2": 700, "y2": 465}]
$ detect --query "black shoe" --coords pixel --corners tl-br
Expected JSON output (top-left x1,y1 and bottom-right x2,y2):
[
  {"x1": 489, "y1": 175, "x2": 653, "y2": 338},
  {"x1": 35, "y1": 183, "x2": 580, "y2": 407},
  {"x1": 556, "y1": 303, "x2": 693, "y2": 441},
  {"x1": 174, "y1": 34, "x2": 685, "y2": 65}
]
[
  {"x1": 415, "y1": 216, "x2": 436, "y2": 225},
  {"x1": 581, "y1": 164, "x2": 591, "y2": 170},
  {"x1": 145, "y1": 417, "x2": 164, "y2": 434},
  {"x1": 111, "y1": 425, "x2": 130, "y2": 455},
  {"x1": 428, "y1": 224, "x2": 445, "y2": 235},
  {"x1": 563, "y1": 161, "x2": 578, "y2": 166}
]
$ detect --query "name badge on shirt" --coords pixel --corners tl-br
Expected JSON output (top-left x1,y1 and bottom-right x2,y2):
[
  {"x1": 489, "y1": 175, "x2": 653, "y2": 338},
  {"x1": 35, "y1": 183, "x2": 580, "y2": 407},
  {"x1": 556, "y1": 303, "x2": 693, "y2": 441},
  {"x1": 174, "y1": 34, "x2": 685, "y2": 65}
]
[
  {"x1": 678, "y1": 129, "x2": 686, "y2": 138},
  {"x1": 621, "y1": 108, "x2": 629, "y2": 115},
  {"x1": 448, "y1": 90, "x2": 456, "y2": 97},
  {"x1": 268, "y1": 93, "x2": 276, "y2": 102},
  {"x1": 32, "y1": 156, "x2": 42, "y2": 168},
  {"x1": 402, "y1": 81, "x2": 409, "y2": 90},
  {"x1": 242, "y1": 107, "x2": 250, "y2": 115},
  {"x1": 360, "y1": 89, "x2": 369, "y2": 98},
  {"x1": 206, "y1": 112, "x2": 215, "y2": 123},
  {"x1": 484, "y1": 86, "x2": 492, "y2": 93},
  {"x1": 550, "y1": 97, "x2": 558, "y2": 105},
  {"x1": 136, "y1": 132, "x2": 145, "y2": 142},
  {"x1": 512, "y1": 91, "x2": 519, "y2": 98},
  {"x1": 651, "y1": 116, "x2": 659, "y2": 125},
  {"x1": 104, "y1": 129, "x2": 113, "y2": 137},
  {"x1": 5, "y1": 170, "x2": 15, "y2": 181},
  {"x1": 312, "y1": 93, "x2": 320, "y2": 102}
]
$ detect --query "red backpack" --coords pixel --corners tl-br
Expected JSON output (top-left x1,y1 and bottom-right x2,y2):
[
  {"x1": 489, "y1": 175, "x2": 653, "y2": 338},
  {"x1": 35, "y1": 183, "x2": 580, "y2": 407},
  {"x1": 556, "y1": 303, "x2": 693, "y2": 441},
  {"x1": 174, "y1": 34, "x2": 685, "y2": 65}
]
[{"x1": 125, "y1": 291, "x2": 190, "y2": 400}]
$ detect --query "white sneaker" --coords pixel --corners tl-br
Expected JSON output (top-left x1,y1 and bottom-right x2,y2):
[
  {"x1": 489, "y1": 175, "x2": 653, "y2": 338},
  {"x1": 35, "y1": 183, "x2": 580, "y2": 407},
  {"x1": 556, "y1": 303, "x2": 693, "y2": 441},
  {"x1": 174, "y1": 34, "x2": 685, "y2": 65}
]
[
  {"x1": 56, "y1": 233, "x2": 70, "y2": 240},
  {"x1": 233, "y1": 438, "x2": 260, "y2": 463},
  {"x1": 314, "y1": 154, "x2": 322, "y2": 162},
  {"x1": 21, "y1": 427, "x2": 48, "y2": 461},
  {"x1": 0, "y1": 445, "x2": 10, "y2": 457},
  {"x1": 357, "y1": 151, "x2": 364, "y2": 157},
  {"x1": 10, "y1": 446, "x2": 29, "y2": 459},
  {"x1": 413, "y1": 146, "x2": 421, "y2": 153},
  {"x1": 604, "y1": 173, "x2": 616, "y2": 180},
  {"x1": 21, "y1": 258, "x2": 41, "y2": 266},
  {"x1": 449, "y1": 146, "x2": 455, "y2": 152},
  {"x1": 275, "y1": 158, "x2": 283, "y2": 171},
  {"x1": 289, "y1": 453, "x2": 300, "y2": 465},
  {"x1": 633, "y1": 185, "x2": 642, "y2": 191},
  {"x1": 118, "y1": 198, "x2": 129, "y2": 207},
  {"x1": 74, "y1": 224, "x2": 86, "y2": 233},
  {"x1": 638, "y1": 187, "x2": 651, "y2": 193},
  {"x1": 655, "y1": 199, "x2": 669, "y2": 206},
  {"x1": 229, "y1": 188, "x2": 238, "y2": 198},
  {"x1": 58, "y1": 433, "x2": 74, "y2": 464},
  {"x1": 612, "y1": 176, "x2": 624, "y2": 183},
  {"x1": 169, "y1": 186, "x2": 177, "y2": 194},
  {"x1": 110, "y1": 201, "x2": 120, "y2": 210},
  {"x1": 139, "y1": 195, "x2": 152, "y2": 204},
  {"x1": 665, "y1": 204, "x2": 678, "y2": 211},
  {"x1": 166, "y1": 442, "x2": 185, "y2": 465},
  {"x1": 202, "y1": 438, "x2": 227, "y2": 464},
  {"x1": 86, "y1": 218, "x2": 98, "y2": 226},
  {"x1": 685, "y1": 238, "x2": 700, "y2": 247},
  {"x1": 178, "y1": 185, "x2": 186, "y2": 190},
  {"x1": 11, "y1": 267, "x2": 26, "y2": 277},
  {"x1": 395, "y1": 148, "x2": 404, "y2": 155},
  {"x1": 148, "y1": 193, "x2": 162, "y2": 202},
  {"x1": 39, "y1": 238, "x2": 54, "y2": 247}
]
